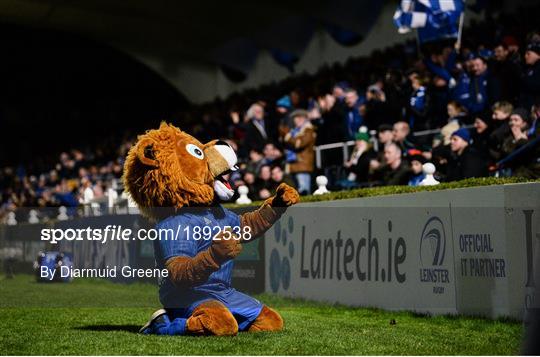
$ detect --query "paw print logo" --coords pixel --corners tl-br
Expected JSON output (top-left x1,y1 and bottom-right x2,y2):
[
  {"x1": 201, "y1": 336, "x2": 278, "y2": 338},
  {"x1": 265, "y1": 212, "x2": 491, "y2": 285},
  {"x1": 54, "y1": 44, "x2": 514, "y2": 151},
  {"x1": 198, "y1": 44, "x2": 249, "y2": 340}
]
[{"x1": 269, "y1": 216, "x2": 295, "y2": 292}]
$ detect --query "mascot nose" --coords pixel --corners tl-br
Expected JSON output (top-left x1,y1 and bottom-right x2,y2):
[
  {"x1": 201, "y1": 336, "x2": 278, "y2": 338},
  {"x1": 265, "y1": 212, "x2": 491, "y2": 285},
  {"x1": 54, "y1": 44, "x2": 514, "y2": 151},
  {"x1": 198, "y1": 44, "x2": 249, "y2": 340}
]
[
  {"x1": 213, "y1": 141, "x2": 239, "y2": 172},
  {"x1": 204, "y1": 141, "x2": 239, "y2": 177}
]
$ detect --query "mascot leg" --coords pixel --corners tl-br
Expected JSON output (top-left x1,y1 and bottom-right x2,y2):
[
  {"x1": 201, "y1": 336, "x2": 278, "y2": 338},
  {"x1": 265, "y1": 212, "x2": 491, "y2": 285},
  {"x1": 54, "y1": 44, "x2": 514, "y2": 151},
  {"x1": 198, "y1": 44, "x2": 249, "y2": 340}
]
[
  {"x1": 186, "y1": 300, "x2": 239, "y2": 336},
  {"x1": 247, "y1": 305, "x2": 284, "y2": 332},
  {"x1": 140, "y1": 309, "x2": 188, "y2": 335}
]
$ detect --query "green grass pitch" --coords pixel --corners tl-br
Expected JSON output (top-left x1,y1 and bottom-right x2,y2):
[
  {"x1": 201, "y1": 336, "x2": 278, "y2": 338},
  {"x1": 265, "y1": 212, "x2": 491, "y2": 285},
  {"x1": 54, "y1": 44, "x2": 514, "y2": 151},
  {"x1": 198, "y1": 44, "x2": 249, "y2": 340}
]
[{"x1": 0, "y1": 274, "x2": 523, "y2": 355}]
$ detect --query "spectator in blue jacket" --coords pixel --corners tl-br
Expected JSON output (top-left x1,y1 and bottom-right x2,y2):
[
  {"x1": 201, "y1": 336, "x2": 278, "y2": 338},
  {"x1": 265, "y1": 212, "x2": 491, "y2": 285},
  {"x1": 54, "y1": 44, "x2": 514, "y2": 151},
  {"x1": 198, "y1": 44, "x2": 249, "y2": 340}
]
[
  {"x1": 344, "y1": 88, "x2": 364, "y2": 139},
  {"x1": 407, "y1": 151, "x2": 426, "y2": 187},
  {"x1": 466, "y1": 55, "x2": 502, "y2": 114},
  {"x1": 407, "y1": 70, "x2": 429, "y2": 131}
]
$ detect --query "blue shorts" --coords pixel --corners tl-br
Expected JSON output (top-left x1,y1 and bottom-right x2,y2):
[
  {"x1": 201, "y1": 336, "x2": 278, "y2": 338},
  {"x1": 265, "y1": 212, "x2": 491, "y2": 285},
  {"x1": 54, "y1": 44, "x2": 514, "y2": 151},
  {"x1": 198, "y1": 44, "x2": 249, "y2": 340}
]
[{"x1": 166, "y1": 287, "x2": 264, "y2": 331}]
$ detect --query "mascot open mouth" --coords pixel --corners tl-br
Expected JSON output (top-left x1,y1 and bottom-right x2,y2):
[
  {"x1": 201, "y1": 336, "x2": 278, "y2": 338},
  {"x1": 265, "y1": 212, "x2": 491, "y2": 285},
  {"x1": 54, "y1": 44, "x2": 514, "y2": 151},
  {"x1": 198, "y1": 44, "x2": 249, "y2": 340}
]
[
  {"x1": 208, "y1": 141, "x2": 239, "y2": 201},
  {"x1": 214, "y1": 171, "x2": 234, "y2": 201},
  {"x1": 216, "y1": 174, "x2": 232, "y2": 190}
]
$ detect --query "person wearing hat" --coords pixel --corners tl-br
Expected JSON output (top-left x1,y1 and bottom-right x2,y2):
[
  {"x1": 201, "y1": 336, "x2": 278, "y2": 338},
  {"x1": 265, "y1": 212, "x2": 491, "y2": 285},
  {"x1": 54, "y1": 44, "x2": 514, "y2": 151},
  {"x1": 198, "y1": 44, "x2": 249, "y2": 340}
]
[
  {"x1": 407, "y1": 149, "x2": 426, "y2": 187},
  {"x1": 520, "y1": 42, "x2": 540, "y2": 110},
  {"x1": 283, "y1": 109, "x2": 316, "y2": 195},
  {"x1": 471, "y1": 111, "x2": 493, "y2": 161},
  {"x1": 446, "y1": 128, "x2": 488, "y2": 181},
  {"x1": 343, "y1": 128, "x2": 376, "y2": 184},
  {"x1": 276, "y1": 95, "x2": 294, "y2": 141},
  {"x1": 276, "y1": 96, "x2": 292, "y2": 112}
]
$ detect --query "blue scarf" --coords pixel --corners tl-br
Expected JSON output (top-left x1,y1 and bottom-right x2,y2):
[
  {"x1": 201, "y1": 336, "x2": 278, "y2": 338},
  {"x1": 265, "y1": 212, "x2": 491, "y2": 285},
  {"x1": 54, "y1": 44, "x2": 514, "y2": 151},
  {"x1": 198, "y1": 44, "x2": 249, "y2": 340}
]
[{"x1": 285, "y1": 124, "x2": 305, "y2": 163}]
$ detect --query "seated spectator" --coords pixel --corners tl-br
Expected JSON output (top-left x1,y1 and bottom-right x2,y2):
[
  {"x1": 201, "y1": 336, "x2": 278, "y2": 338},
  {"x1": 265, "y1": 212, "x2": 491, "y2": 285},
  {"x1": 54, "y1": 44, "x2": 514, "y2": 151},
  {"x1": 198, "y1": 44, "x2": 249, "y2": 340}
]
[
  {"x1": 502, "y1": 108, "x2": 531, "y2": 154},
  {"x1": 241, "y1": 171, "x2": 257, "y2": 201},
  {"x1": 407, "y1": 150, "x2": 426, "y2": 187},
  {"x1": 343, "y1": 129, "x2": 376, "y2": 185},
  {"x1": 501, "y1": 108, "x2": 540, "y2": 178},
  {"x1": 372, "y1": 143, "x2": 411, "y2": 186},
  {"x1": 262, "y1": 143, "x2": 283, "y2": 166},
  {"x1": 489, "y1": 101, "x2": 513, "y2": 161},
  {"x1": 392, "y1": 121, "x2": 416, "y2": 155},
  {"x1": 283, "y1": 109, "x2": 316, "y2": 195},
  {"x1": 446, "y1": 128, "x2": 488, "y2": 181},
  {"x1": 438, "y1": 101, "x2": 468, "y2": 147},
  {"x1": 370, "y1": 124, "x2": 394, "y2": 172},
  {"x1": 377, "y1": 124, "x2": 394, "y2": 147},
  {"x1": 245, "y1": 149, "x2": 264, "y2": 175},
  {"x1": 269, "y1": 165, "x2": 295, "y2": 194},
  {"x1": 254, "y1": 165, "x2": 273, "y2": 200},
  {"x1": 471, "y1": 111, "x2": 493, "y2": 161}
]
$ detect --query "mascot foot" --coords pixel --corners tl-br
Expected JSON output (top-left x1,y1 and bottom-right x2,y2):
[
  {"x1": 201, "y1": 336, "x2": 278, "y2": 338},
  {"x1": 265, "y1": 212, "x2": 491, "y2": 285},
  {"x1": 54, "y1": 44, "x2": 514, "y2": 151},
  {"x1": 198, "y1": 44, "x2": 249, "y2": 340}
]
[
  {"x1": 140, "y1": 308, "x2": 187, "y2": 335},
  {"x1": 186, "y1": 300, "x2": 238, "y2": 336},
  {"x1": 248, "y1": 306, "x2": 283, "y2": 332}
]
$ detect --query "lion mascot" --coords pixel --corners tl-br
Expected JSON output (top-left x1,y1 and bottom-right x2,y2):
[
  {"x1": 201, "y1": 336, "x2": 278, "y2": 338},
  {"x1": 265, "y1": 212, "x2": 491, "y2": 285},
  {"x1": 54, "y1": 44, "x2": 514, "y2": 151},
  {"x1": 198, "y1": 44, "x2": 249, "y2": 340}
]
[{"x1": 123, "y1": 122, "x2": 299, "y2": 336}]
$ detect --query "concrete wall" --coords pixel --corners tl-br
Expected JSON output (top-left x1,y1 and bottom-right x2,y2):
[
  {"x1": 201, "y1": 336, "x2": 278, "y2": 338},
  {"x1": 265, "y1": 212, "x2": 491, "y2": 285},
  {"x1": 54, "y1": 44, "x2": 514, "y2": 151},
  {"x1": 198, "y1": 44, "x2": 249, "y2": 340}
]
[{"x1": 265, "y1": 183, "x2": 540, "y2": 319}]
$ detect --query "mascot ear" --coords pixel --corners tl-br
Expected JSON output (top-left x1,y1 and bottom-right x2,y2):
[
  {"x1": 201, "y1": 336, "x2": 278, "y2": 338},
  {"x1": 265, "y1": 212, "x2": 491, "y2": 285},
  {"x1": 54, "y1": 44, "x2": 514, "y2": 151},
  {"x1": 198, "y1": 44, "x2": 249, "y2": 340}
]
[{"x1": 136, "y1": 138, "x2": 159, "y2": 168}]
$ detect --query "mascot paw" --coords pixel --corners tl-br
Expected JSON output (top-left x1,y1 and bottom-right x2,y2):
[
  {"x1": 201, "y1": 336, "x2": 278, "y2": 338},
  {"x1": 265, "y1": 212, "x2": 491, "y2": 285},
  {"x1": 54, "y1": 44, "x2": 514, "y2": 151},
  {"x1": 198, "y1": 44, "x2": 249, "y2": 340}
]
[
  {"x1": 272, "y1": 183, "x2": 300, "y2": 207},
  {"x1": 210, "y1": 228, "x2": 243, "y2": 263}
]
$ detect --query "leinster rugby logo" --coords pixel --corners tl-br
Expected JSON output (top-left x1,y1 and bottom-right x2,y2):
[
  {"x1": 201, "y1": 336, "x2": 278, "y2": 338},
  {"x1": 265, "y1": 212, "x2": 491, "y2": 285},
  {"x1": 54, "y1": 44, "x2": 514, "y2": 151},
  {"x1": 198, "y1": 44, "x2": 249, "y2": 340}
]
[
  {"x1": 419, "y1": 217, "x2": 450, "y2": 290},
  {"x1": 420, "y1": 217, "x2": 446, "y2": 266}
]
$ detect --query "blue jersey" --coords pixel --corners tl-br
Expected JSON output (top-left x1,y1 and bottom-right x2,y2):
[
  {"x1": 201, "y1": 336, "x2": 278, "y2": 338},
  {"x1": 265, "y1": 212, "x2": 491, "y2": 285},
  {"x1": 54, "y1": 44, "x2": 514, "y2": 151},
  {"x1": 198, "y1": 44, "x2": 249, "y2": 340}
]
[
  {"x1": 154, "y1": 206, "x2": 240, "y2": 308},
  {"x1": 452, "y1": 71, "x2": 471, "y2": 106},
  {"x1": 468, "y1": 72, "x2": 489, "y2": 114},
  {"x1": 409, "y1": 86, "x2": 426, "y2": 129},
  {"x1": 152, "y1": 206, "x2": 264, "y2": 330}
]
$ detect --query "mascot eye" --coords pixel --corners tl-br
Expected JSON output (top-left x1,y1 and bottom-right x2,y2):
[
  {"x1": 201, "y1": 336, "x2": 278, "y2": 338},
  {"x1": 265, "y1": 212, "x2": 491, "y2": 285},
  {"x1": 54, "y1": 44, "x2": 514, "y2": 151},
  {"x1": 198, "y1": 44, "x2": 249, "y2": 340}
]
[{"x1": 185, "y1": 144, "x2": 205, "y2": 159}]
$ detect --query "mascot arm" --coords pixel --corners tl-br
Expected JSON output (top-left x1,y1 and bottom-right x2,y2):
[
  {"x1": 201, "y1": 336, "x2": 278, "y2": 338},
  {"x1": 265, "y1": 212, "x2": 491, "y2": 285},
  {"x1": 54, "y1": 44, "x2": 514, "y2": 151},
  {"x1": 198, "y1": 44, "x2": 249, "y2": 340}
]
[
  {"x1": 165, "y1": 252, "x2": 218, "y2": 288},
  {"x1": 166, "y1": 229, "x2": 242, "y2": 287},
  {"x1": 240, "y1": 183, "x2": 299, "y2": 240}
]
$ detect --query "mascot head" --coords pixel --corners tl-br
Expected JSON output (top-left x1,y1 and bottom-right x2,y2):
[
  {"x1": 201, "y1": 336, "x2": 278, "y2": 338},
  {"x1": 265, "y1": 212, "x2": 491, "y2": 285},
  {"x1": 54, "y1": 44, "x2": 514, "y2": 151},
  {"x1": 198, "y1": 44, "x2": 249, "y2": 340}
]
[{"x1": 123, "y1": 122, "x2": 238, "y2": 219}]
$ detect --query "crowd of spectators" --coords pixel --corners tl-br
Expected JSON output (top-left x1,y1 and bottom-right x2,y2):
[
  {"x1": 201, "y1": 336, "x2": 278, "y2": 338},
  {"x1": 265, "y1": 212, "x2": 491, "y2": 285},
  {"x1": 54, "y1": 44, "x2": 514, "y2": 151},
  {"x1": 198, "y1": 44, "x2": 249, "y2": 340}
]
[{"x1": 1, "y1": 5, "x2": 539, "y2": 222}]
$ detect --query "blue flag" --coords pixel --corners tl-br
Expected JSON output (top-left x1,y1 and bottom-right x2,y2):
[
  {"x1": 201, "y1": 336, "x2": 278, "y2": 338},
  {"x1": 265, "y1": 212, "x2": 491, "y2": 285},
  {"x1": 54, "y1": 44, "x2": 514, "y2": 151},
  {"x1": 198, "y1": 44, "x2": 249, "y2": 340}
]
[{"x1": 393, "y1": 0, "x2": 464, "y2": 44}]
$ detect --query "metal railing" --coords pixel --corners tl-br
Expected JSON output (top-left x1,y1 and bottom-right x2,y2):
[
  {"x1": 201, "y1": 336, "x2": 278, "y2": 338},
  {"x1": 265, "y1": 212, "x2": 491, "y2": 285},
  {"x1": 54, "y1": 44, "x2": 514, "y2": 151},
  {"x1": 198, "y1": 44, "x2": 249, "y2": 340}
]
[{"x1": 314, "y1": 125, "x2": 474, "y2": 169}]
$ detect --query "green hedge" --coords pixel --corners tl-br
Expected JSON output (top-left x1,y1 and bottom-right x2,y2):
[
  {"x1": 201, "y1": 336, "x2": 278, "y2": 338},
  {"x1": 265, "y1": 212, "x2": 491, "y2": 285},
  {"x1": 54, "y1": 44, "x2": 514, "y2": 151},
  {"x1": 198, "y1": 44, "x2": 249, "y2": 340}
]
[{"x1": 225, "y1": 177, "x2": 539, "y2": 209}]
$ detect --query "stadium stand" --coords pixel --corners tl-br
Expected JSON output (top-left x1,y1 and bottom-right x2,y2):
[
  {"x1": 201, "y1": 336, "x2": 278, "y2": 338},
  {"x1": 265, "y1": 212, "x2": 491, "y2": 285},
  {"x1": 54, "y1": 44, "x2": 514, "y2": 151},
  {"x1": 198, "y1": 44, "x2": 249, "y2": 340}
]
[{"x1": 1, "y1": 3, "x2": 539, "y2": 223}]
